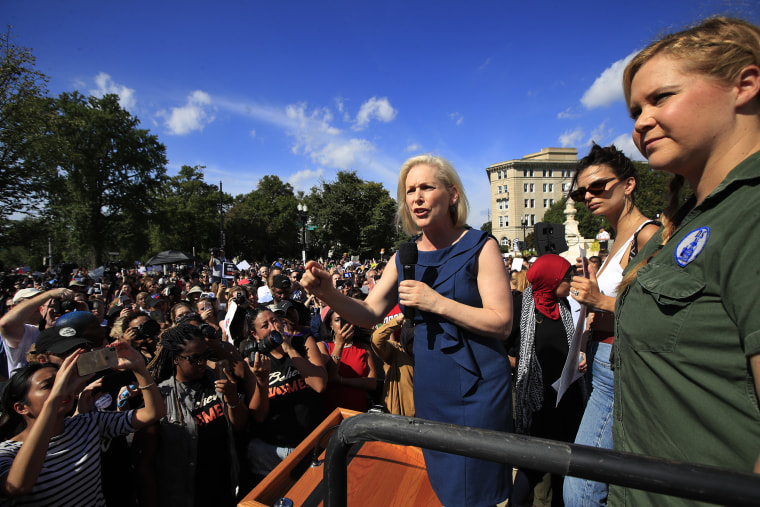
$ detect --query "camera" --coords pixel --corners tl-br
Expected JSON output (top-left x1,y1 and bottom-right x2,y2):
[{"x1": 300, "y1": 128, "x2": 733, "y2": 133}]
[
  {"x1": 54, "y1": 299, "x2": 78, "y2": 314},
  {"x1": 242, "y1": 330, "x2": 284, "y2": 361},
  {"x1": 136, "y1": 319, "x2": 161, "y2": 340},
  {"x1": 234, "y1": 293, "x2": 247, "y2": 306},
  {"x1": 199, "y1": 322, "x2": 221, "y2": 340}
]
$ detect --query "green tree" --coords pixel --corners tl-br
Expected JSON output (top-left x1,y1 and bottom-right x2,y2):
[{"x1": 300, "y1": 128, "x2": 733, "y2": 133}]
[
  {"x1": 225, "y1": 175, "x2": 299, "y2": 261},
  {"x1": 0, "y1": 29, "x2": 54, "y2": 216},
  {"x1": 47, "y1": 92, "x2": 167, "y2": 266},
  {"x1": 149, "y1": 165, "x2": 229, "y2": 256},
  {"x1": 307, "y1": 171, "x2": 398, "y2": 259},
  {"x1": 0, "y1": 216, "x2": 52, "y2": 270},
  {"x1": 634, "y1": 161, "x2": 679, "y2": 220},
  {"x1": 480, "y1": 221, "x2": 492, "y2": 234}
]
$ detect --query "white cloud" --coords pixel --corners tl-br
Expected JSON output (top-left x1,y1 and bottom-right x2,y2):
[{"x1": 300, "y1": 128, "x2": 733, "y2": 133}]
[
  {"x1": 215, "y1": 97, "x2": 398, "y2": 184},
  {"x1": 353, "y1": 97, "x2": 397, "y2": 131},
  {"x1": 559, "y1": 127, "x2": 585, "y2": 148},
  {"x1": 285, "y1": 103, "x2": 374, "y2": 169},
  {"x1": 557, "y1": 108, "x2": 579, "y2": 119},
  {"x1": 611, "y1": 133, "x2": 645, "y2": 161},
  {"x1": 160, "y1": 90, "x2": 215, "y2": 135},
  {"x1": 90, "y1": 72, "x2": 136, "y2": 111},
  {"x1": 250, "y1": 129, "x2": 256, "y2": 138},
  {"x1": 288, "y1": 168, "x2": 324, "y2": 191},
  {"x1": 405, "y1": 143, "x2": 421, "y2": 153},
  {"x1": 478, "y1": 57, "x2": 491, "y2": 71},
  {"x1": 581, "y1": 51, "x2": 637, "y2": 109},
  {"x1": 449, "y1": 112, "x2": 464, "y2": 126}
]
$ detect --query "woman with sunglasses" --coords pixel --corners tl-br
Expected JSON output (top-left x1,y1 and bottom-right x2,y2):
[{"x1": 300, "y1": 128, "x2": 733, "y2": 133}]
[
  {"x1": 142, "y1": 323, "x2": 247, "y2": 506},
  {"x1": 244, "y1": 306, "x2": 325, "y2": 481},
  {"x1": 611, "y1": 17, "x2": 760, "y2": 505},
  {"x1": 512, "y1": 254, "x2": 586, "y2": 507},
  {"x1": 563, "y1": 144, "x2": 658, "y2": 506}
]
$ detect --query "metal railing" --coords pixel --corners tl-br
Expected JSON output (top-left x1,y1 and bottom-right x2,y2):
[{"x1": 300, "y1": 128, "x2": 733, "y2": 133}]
[{"x1": 323, "y1": 413, "x2": 760, "y2": 507}]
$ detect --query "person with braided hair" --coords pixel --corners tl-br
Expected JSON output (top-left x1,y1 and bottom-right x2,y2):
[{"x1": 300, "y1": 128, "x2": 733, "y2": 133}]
[
  {"x1": 140, "y1": 324, "x2": 249, "y2": 506},
  {"x1": 614, "y1": 17, "x2": 760, "y2": 505}
]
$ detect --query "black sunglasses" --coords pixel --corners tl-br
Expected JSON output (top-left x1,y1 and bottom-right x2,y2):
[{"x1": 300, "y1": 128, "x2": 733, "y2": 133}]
[
  {"x1": 177, "y1": 351, "x2": 209, "y2": 366},
  {"x1": 568, "y1": 177, "x2": 618, "y2": 202}
]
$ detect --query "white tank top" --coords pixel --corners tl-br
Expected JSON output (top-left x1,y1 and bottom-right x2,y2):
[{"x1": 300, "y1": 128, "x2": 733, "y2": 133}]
[{"x1": 596, "y1": 220, "x2": 655, "y2": 298}]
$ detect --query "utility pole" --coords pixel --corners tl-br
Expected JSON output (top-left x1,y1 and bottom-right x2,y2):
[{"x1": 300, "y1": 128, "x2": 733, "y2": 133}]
[{"x1": 219, "y1": 181, "x2": 225, "y2": 248}]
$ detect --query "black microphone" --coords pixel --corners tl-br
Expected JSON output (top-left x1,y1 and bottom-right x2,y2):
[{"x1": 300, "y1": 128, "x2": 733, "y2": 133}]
[{"x1": 398, "y1": 242, "x2": 418, "y2": 327}]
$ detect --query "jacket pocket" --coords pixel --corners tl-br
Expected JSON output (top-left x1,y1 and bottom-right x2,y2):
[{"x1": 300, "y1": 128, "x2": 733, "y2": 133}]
[{"x1": 631, "y1": 263, "x2": 705, "y2": 352}]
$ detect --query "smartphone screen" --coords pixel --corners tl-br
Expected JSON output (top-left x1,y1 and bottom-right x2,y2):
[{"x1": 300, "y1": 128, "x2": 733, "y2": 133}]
[{"x1": 77, "y1": 347, "x2": 119, "y2": 376}]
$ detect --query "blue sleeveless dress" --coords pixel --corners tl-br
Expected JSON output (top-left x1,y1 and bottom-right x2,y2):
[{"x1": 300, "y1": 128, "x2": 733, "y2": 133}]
[{"x1": 396, "y1": 229, "x2": 512, "y2": 506}]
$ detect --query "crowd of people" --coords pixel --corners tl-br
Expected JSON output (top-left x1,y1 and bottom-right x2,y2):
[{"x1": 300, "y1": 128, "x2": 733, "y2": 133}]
[{"x1": 0, "y1": 15, "x2": 758, "y2": 507}]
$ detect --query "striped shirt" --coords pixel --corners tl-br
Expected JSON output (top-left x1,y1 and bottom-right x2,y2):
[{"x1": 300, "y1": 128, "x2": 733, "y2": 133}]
[{"x1": 0, "y1": 410, "x2": 135, "y2": 506}]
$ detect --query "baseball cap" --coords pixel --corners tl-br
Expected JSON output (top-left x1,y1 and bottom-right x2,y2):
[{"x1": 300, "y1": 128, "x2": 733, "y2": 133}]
[
  {"x1": 271, "y1": 274, "x2": 291, "y2": 290},
  {"x1": 12, "y1": 288, "x2": 42, "y2": 305},
  {"x1": 149, "y1": 294, "x2": 167, "y2": 308},
  {"x1": 35, "y1": 326, "x2": 92, "y2": 355},
  {"x1": 268, "y1": 300, "x2": 293, "y2": 314}
]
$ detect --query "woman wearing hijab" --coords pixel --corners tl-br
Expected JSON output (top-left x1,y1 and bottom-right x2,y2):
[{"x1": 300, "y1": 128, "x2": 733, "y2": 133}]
[{"x1": 512, "y1": 254, "x2": 586, "y2": 507}]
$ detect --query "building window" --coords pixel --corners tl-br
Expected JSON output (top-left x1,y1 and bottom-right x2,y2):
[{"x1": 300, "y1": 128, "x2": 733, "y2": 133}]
[
  {"x1": 548, "y1": 183, "x2": 553, "y2": 192},
  {"x1": 498, "y1": 216, "x2": 503, "y2": 227},
  {"x1": 543, "y1": 169, "x2": 553, "y2": 177},
  {"x1": 531, "y1": 214, "x2": 536, "y2": 225},
  {"x1": 543, "y1": 183, "x2": 547, "y2": 192},
  {"x1": 504, "y1": 200, "x2": 508, "y2": 209},
  {"x1": 543, "y1": 199, "x2": 549, "y2": 208},
  {"x1": 530, "y1": 184, "x2": 534, "y2": 192},
  {"x1": 498, "y1": 185, "x2": 502, "y2": 194},
  {"x1": 531, "y1": 199, "x2": 535, "y2": 208},
  {"x1": 504, "y1": 184, "x2": 508, "y2": 193},
  {"x1": 523, "y1": 169, "x2": 534, "y2": 177},
  {"x1": 562, "y1": 182, "x2": 570, "y2": 192},
  {"x1": 524, "y1": 199, "x2": 529, "y2": 208},
  {"x1": 523, "y1": 183, "x2": 528, "y2": 192},
  {"x1": 550, "y1": 199, "x2": 555, "y2": 206},
  {"x1": 501, "y1": 237, "x2": 508, "y2": 246},
  {"x1": 498, "y1": 200, "x2": 503, "y2": 210},
  {"x1": 504, "y1": 216, "x2": 509, "y2": 227}
]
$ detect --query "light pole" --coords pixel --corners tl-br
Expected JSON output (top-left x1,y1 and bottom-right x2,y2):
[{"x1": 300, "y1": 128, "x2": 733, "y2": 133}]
[
  {"x1": 521, "y1": 214, "x2": 530, "y2": 246},
  {"x1": 297, "y1": 203, "x2": 309, "y2": 264}
]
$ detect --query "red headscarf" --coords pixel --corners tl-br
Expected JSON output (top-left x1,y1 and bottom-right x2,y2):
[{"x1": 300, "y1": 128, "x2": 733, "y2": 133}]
[{"x1": 526, "y1": 254, "x2": 571, "y2": 320}]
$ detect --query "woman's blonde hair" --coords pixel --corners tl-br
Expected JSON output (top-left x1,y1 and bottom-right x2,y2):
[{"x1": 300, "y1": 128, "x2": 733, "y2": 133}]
[
  {"x1": 513, "y1": 270, "x2": 529, "y2": 293},
  {"x1": 619, "y1": 17, "x2": 760, "y2": 291},
  {"x1": 396, "y1": 154, "x2": 470, "y2": 236}
]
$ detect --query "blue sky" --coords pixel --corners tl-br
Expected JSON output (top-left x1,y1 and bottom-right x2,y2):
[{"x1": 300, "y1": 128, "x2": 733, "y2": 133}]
[{"x1": 6, "y1": 1, "x2": 760, "y2": 226}]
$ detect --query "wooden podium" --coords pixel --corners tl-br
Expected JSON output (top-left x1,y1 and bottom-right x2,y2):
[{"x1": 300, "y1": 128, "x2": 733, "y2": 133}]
[{"x1": 238, "y1": 408, "x2": 442, "y2": 507}]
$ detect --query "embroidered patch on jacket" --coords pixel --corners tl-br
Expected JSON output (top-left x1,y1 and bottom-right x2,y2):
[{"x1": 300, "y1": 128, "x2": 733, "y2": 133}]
[{"x1": 675, "y1": 227, "x2": 709, "y2": 267}]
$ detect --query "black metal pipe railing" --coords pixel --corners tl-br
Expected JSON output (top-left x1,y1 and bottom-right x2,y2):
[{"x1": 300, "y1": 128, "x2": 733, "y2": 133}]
[{"x1": 323, "y1": 413, "x2": 760, "y2": 507}]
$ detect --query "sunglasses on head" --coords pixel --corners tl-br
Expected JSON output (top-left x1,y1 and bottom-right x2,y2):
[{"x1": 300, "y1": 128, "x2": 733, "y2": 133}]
[{"x1": 568, "y1": 177, "x2": 618, "y2": 202}]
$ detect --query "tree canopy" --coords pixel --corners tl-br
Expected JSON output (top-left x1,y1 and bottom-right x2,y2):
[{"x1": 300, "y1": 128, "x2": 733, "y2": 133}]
[
  {"x1": 0, "y1": 29, "x2": 53, "y2": 216},
  {"x1": 45, "y1": 92, "x2": 167, "y2": 266},
  {"x1": 307, "y1": 171, "x2": 399, "y2": 259}
]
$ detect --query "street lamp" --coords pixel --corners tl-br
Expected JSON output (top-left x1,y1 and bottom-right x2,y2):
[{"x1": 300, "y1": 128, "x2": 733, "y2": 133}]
[
  {"x1": 297, "y1": 203, "x2": 309, "y2": 264},
  {"x1": 521, "y1": 214, "x2": 530, "y2": 245}
]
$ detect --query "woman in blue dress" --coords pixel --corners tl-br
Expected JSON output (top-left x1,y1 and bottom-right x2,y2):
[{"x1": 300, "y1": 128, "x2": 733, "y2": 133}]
[{"x1": 303, "y1": 154, "x2": 513, "y2": 506}]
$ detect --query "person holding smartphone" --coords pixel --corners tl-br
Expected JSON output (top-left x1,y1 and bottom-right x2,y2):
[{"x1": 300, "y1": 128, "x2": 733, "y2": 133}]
[
  {"x1": 0, "y1": 340, "x2": 165, "y2": 505},
  {"x1": 141, "y1": 323, "x2": 248, "y2": 506}
]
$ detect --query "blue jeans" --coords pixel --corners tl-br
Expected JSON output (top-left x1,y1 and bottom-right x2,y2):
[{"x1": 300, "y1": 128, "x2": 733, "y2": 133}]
[{"x1": 564, "y1": 341, "x2": 614, "y2": 506}]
